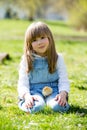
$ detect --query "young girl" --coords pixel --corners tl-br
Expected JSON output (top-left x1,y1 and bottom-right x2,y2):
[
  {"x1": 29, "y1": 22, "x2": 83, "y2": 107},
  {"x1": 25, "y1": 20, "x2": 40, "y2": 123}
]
[{"x1": 18, "y1": 21, "x2": 70, "y2": 113}]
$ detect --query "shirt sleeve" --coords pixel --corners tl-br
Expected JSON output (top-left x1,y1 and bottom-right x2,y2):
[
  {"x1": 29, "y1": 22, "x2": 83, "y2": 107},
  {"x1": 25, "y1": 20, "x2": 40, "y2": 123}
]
[
  {"x1": 17, "y1": 55, "x2": 30, "y2": 99},
  {"x1": 56, "y1": 53, "x2": 70, "y2": 93}
]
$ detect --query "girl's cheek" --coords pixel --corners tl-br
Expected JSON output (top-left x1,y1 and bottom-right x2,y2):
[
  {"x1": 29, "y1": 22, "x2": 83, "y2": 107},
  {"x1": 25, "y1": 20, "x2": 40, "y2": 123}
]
[
  {"x1": 45, "y1": 39, "x2": 49, "y2": 44},
  {"x1": 32, "y1": 43, "x2": 36, "y2": 48}
]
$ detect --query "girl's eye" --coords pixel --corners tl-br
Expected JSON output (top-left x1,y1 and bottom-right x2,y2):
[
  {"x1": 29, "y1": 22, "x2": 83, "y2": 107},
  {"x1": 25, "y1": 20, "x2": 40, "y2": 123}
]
[
  {"x1": 41, "y1": 37, "x2": 45, "y2": 39},
  {"x1": 33, "y1": 39, "x2": 36, "y2": 42}
]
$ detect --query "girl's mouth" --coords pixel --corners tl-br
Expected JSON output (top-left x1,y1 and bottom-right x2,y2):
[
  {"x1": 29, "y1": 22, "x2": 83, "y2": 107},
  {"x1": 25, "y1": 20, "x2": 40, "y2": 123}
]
[{"x1": 38, "y1": 46, "x2": 45, "y2": 49}]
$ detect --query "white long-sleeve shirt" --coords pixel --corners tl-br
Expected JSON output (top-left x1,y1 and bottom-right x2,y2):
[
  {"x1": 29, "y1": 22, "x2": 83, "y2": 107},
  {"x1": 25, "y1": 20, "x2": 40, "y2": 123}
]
[{"x1": 18, "y1": 53, "x2": 70, "y2": 98}]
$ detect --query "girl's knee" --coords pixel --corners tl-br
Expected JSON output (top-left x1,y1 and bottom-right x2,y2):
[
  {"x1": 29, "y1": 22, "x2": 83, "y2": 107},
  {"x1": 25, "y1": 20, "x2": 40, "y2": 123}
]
[
  {"x1": 31, "y1": 100, "x2": 45, "y2": 113},
  {"x1": 18, "y1": 95, "x2": 45, "y2": 113},
  {"x1": 33, "y1": 94, "x2": 45, "y2": 111},
  {"x1": 52, "y1": 103, "x2": 70, "y2": 112},
  {"x1": 18, "y1": 101, "x2": 31, "y2": 113},
  {"x1": 47, "y1": 100, "x2": 70, "y2": 112},
  {"x1": 18, "y1": 100, "x2": 45, "y2": 113}
]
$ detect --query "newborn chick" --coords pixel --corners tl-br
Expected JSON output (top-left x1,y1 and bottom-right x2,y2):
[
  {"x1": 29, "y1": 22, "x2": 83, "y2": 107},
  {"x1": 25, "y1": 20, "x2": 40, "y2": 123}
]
[{"x1": 42, "y1": 86, "x2": 53, "y2": 97}]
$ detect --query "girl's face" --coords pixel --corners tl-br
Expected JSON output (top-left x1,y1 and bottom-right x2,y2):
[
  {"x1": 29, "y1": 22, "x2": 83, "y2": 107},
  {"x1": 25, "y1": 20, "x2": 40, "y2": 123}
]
[{"x1": 31, "y1": 36, "x2": 49, "y2": 56}]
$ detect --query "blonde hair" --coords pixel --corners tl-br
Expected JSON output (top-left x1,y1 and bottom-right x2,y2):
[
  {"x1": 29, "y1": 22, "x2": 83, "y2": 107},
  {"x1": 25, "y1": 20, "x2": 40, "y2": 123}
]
[{"x1": 24, "y1": 21, "x2": 58, "y2": 73}]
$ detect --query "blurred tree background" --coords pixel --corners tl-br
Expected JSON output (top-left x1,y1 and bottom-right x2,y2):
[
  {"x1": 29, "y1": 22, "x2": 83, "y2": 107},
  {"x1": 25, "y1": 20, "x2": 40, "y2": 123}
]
[
  {"x1": 57, "y1": 0, "x2": 87, "y2": 31},
  {"x1": 0, "y1": 0, "x2": 87, "y2": 31}
]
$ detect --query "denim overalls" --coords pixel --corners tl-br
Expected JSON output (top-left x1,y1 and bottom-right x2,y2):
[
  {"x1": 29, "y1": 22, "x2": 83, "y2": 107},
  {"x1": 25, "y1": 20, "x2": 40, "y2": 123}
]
[{"x1": 18, "y1": 56, "x2": 70, "y2": 113}]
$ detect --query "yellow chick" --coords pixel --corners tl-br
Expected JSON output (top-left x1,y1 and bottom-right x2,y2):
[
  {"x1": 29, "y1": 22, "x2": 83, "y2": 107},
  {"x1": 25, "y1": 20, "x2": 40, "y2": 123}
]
[{"x1": 42, "y1": 86, "x2": 53, "y2": 97}]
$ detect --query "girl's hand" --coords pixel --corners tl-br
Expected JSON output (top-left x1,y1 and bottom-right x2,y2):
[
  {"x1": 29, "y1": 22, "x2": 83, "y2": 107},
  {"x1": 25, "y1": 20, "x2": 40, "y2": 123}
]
[
  {"x1": 24, "y1": 93, "x2": 38, "y2": 108},
  {"x1": 54, "y1": 91, "x2": 68, "y2": 106}
]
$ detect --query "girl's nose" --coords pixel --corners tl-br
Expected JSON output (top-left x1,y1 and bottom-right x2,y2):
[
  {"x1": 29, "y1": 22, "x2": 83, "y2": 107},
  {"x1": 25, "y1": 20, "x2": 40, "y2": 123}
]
[{"x1": 38, "y1": 40, "x2": 41, "y2": 44}]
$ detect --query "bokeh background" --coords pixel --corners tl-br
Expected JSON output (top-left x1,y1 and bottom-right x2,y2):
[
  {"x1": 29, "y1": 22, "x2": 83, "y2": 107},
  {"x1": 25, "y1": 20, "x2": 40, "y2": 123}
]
[{"x1": 0, "y1": 0, "x2": 87, "y2": 30}]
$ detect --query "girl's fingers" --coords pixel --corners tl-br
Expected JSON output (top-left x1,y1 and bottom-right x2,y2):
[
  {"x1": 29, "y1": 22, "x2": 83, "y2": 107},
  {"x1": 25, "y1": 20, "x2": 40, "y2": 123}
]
[
  {"x1": 25, "y1": 101, "x2": 33, "y2": 108},
  {"x1": 25, "y1": 97, "x2": 34, "y2": 108},
  {"x1": 58, "y1": 99, "x2": 66, "y2": 106},
  {"x1": 32, "y1": 96, "x2": 38, "y2": 101},
  {"x1": 54, "y1": 95, "x2": 59, "y2": 101},
  {"x1": 56, "y1": 96, "x2": 66, "y2": 106},
  {"x1": 55, "y1": 93, "x2": 67, "y2": 106},
  {"x1": 59, "y1": 101, "x2": 65, "y2": 106}
]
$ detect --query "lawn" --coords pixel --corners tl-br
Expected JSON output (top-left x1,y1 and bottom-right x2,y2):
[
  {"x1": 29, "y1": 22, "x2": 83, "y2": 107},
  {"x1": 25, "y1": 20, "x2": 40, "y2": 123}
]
[{"x1": 0, "y1": 19, "x2": 87, "y2": 130}]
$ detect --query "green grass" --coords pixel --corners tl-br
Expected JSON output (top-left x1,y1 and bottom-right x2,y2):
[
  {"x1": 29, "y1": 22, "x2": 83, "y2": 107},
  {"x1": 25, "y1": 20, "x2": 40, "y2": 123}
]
[{"x1": 0, "y1": 19, "x2": 87, "y2": 130}]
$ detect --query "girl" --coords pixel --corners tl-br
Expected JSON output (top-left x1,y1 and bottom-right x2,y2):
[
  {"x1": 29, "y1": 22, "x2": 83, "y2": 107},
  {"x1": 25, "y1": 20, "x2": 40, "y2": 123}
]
[{"x1": 18, "y1": 21, "x2": 70, "y2": 113}]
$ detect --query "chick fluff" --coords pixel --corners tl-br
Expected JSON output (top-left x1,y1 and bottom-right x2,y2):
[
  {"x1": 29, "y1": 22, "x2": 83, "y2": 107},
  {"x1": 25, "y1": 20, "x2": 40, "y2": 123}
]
[{"x1": 42, "y1": 86, "x2": 53, "y2": 96}]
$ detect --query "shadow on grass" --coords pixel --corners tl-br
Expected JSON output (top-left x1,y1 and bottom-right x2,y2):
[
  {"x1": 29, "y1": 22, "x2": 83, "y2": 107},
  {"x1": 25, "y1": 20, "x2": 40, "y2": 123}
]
[
  {"x1": 0, "y1": 105, "x2": 3, "y2": 110},
  {"x1": 39, "y1": 105, "x2": 87, "y2": 116},
  {"x1": 76, "y1": 85, "x2": 87, "y2": 91},
  {"x1": 68, "y1": 105, "x2": 87, "y2": 116},
  {"x1": 0, "y1": 104, "x2": 86, "y2": 117}
]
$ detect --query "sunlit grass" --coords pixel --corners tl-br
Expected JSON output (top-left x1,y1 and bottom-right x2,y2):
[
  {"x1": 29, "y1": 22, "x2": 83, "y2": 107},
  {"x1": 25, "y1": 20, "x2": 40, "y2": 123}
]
[
  {"x1": 0, "y1": 19, "x2": 87, "y2": 130},
  {"x1": 0, "y1": 19, "x2": 87, "y2": 41}
]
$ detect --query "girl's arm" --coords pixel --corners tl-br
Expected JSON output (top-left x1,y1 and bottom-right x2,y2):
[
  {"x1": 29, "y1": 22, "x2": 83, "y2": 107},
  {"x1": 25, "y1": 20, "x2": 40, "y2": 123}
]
[
  {"x1": 57, "y1": 53, "x2": 70, "y2": 94},
  {"x1": 17, "y1": 55, "x2": 30, "y2": 99}
]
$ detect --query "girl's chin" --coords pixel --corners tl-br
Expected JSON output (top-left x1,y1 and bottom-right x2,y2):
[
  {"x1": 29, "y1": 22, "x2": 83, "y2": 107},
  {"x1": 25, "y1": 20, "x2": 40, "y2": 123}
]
[{"x1": 37, "y1": 52, "x2": 47, "y2": 57}]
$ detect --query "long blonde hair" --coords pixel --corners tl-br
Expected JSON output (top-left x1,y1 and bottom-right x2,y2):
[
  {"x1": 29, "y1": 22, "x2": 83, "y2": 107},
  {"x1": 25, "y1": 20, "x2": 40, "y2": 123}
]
[{"x1": 24, "y1": 21, "x2": 58, "y2": 73}]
